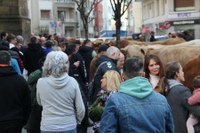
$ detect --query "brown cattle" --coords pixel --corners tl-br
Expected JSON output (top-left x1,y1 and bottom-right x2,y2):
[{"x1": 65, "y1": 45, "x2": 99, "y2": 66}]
[
  {"x1": 183, "y1": 57, "x2": 200, "y2": 90},
  {"x1": 122, "y1": 39, "x2": 200, "y2": 68},
  {"x1": 174, "y1": 39, "x2": 200, "y2": 46},
  {"x1": 147, "y1": 45, "x2": 200, "y2": 67},
  {"x1": 121, "y1": 44, "x2": 145, "y2": 59},
  {"x1": 127, "y1": 37, "x2": 186, "y2": 46},
  {"x1": 147, "y1": 37, "x2": 185, "y2": 45}
]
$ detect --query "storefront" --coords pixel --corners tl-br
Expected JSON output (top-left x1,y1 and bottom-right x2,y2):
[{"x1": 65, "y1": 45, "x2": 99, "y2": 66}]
[
  {"x1": 172, "y1": 19, "x2": 200, "y2": 39},
  {"x1": 167, "y1": 12, "x2": 200, "y2": 39}
]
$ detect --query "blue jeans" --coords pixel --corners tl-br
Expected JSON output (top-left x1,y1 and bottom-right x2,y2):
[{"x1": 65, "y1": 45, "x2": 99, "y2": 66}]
[{"x1": 41, "y1": 128, "x2": 77, "y2": 133}]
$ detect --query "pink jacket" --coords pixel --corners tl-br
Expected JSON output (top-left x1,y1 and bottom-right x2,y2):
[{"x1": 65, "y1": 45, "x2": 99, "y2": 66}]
[{"x1": 188, "y1": 88, "x2": 200, "y2": 105}]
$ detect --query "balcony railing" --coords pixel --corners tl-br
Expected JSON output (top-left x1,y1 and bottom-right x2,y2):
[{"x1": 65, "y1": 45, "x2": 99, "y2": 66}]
[
  {"x1": 55, "y1": 0, "x2": 73, "y2": 3},
  {"x1": 54, "y1": 0, "x2": 75, "y2": 8}
]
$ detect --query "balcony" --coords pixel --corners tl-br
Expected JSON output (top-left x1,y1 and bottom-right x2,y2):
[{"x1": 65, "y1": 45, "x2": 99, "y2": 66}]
[
  {"x1": 63, "y1": 21, "x2": 77, "y2": 28},
  {"x1": 54, "y1": 0, "x2": 75, "y2": 9}
]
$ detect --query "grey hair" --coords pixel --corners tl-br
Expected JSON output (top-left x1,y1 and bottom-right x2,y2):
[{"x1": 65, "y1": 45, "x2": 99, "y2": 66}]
[
  {"x1": 42, "y1": 51, "x2": 69, "y2": 77},
  {"x1": 106, "y1": 46, "x2": 120, "y2": 57}
]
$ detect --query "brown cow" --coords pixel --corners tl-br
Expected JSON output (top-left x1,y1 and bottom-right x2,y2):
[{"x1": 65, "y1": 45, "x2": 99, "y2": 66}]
[
  {"x1": 121, "y1": 44, "x2": 145, "y2": 59},
  {"x1": 122, "y1": 39, "x2": 200, "y2": 67},
  {"x1": 126, "y1": 37, "x2": 186, "y2": 46},
  {"x1": 147, "y1": 45, "x2": 200, "y2": 67},
  {"x1": 183, "y1": 57, "x2": 200, "y2": 90}
]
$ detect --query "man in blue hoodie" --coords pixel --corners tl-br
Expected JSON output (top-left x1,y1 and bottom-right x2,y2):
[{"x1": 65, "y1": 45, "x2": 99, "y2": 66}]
[{"x1": 99, "y1": 56, "x2": 174, "y2": 133}]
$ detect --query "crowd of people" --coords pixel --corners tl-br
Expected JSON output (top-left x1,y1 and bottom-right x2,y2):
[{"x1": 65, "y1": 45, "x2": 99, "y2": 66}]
[{"x1": 0, "y1": 31, "x2": 199, "y2": 133}]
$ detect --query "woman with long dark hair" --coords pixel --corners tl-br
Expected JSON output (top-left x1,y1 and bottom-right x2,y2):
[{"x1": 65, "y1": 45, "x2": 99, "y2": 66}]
[{"x1": 144, "y1": 54, "x2": 165, "y2": 94}]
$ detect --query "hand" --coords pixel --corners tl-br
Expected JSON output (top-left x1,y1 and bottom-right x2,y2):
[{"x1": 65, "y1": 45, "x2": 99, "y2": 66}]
[{"x1": 74, "y1": 61, "x2": 80, "y2": 67}]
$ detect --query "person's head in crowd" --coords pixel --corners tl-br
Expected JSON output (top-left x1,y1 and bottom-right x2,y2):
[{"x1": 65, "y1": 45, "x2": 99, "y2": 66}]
[
  {"x1": 7, "y1": 34, "x2": 17, "y2": 44},
  {"x1": 171, "y1": 32, "x2": 177, "y2": 38},
  {"x1": 168, "y1": 32, "x2": 172, "y2": 38},
  {"x1": 58, "y1": 42, "x2": 67, "y2": 52},
  {"x1": 165, "y1": 61, "x2": 185, "y2": 82},
  {"x1": 144, "y1": 54, "x2": 164, "y2": 79},
  {"x1": 193, "y1": 75, "x2": 200, "y2": 90},
  {"x1": 83, "y1": 39, "x2": 92, "y2": 47},
  {"x1": 39, "y1": 36, "x2": 46, "y2": 47},
  {"x1": 98, "y1": 44, "x2": 108, "y2": 54},
  {"x1": 42, "y1": 51, "x2": 69, "y2": 77},
  {"x1": 144, "y1": 54, "x2": 165, "y2": 93},
  {"x1": 45, "y1": 40, "x2": 53, "y2": 48},
  {"x1": 74, "y1": 41, "x2": 81, "y2": 52},
  {"x1": 106, "y1": 46, "x2": 120, "y2": 61},
  {"x1": 47, "y1": 34, "x2": 55, "y2": 41},
  {"x1": 122, "y1": 56, "x2": 144, "y2": 80},
  {"x1": 150, "y1": 31, "x2": 155, "y2": 36},
  {"x1": 101, "y1": 70, "x2": 121, "y2": 92},
  {"x1": 16, "y1": 35, "x2": 24, "y2": 45},
  {"x1": 54, "y1": 34, "x2": 63, "y2": 43},
  {"x1": 0, "y1": 32, "x2": 8, "y2": 41},
  {"x1": 117, "y1": 52, "x2": 125, "y2": 70},
  {"x1": 0, "y1": 41, "x2": 9, "y2": 50},
  {"x1": 15, "y1": 35, "x2": 24, "y2": 49},
  {"x1": 65, "y1": 42, "x2": 80, "y2": 55},
  {"x1": 0, "y1": 50, "x2": 11, "y2": 65},
  {"x1": 30, "y1": 36, "x2": 39, "y2": 44}
]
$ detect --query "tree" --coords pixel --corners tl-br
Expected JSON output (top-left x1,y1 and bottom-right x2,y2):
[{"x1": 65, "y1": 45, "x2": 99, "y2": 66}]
[
  {"x1": 110, "y1": 0, "x2": 133, "y2": 47},
  {"x1": 73, "y1": 0, "x2": 102, "y2": 39}
]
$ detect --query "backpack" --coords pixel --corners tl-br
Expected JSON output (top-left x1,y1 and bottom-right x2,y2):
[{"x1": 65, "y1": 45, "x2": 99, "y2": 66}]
[{"x1": 88, "y1": 61, "x2": 107, "y2": 104}]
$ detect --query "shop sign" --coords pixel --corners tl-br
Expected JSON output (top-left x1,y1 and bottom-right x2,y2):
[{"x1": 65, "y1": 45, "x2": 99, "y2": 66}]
[
  {"x1": 159, "y1": 21, "x2": 172, "y2": 29},
  {"x1": 168, "y1": 12, "x2": 200, "y2": 20},
  {"x1": 172, "y1": 20, "x2": 200, "y2": 26}
]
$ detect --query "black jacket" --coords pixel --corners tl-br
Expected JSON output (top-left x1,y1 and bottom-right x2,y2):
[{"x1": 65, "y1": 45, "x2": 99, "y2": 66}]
[
  {"x1": 89, "y1": 55, "x2": 118, "y2": 103},
  {"x1": 23, "y1": 43, "x2": 45, "y2": 75},
  {"x1": 0, "y1": 66, "x2": 31, "y2": 128},
  {"x1": 79, "y1": 45, "x2": 93, "y2": 81},
  {"x1": 68, "y1": 52, "x2": 87, "y2": 85}
]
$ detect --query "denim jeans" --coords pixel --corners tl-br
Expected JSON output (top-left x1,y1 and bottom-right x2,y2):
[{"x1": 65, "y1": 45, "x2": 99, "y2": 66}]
[{"x1": 41, "y1": 128, "x2": 77, "y2": 133}]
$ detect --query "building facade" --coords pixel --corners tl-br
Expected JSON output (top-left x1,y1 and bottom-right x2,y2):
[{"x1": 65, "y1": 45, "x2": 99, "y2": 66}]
[
  {"x1": 127, "y1": 0, "x2": 143, "y2": 35},
  {"x1": 141, "y1": 0, "x2": 200, "y2": 39},
  {"x1": 28, "y1": 0, "x2": 95, "y2": 38},
  {"x1": 94, "y1": 1, "x2": 103, "y2": 37}
]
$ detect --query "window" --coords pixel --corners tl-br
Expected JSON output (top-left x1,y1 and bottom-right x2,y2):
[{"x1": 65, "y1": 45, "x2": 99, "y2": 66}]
[
  {"x1": 41, "y1": 10, "x2": 50, "y2": 19},
  {"x1": 174, "y1": 0, "x2": 195, "y2": 11},
  {"x1": 58, "y1": 11, "x2": 65, "y2": 21}
]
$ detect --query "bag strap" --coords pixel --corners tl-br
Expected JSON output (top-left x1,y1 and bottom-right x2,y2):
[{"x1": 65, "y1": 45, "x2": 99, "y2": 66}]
[{"x1": 94, "y1": 61, "x2": 108, "y2": 78}]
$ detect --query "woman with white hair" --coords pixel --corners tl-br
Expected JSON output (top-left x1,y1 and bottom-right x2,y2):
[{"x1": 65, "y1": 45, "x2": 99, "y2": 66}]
[{"x1": 36, "y1": 51, "x2": 85, "y2": 133}]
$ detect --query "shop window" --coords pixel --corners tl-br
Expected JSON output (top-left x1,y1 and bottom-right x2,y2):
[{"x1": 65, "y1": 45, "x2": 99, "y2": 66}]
[
  {"x1": 41, "y1": 10, "x2": 50, "y2": 19},
  {"x1": 174, "y1": 0, "x2": 195, "y2": 11}
]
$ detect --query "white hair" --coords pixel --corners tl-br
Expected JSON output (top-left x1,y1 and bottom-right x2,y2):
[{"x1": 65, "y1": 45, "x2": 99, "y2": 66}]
[
  {"x1": 106, "y1": 46, "x2": 120, "y2": 57},
  {"x1": 42, "y1": 51, "x2": 69, "y2": 77}
]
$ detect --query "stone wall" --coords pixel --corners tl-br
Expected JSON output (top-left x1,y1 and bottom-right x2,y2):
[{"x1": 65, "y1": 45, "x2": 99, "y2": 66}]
[{"x1": 0, "y1": 0, "x2": 31, "y2": 44}]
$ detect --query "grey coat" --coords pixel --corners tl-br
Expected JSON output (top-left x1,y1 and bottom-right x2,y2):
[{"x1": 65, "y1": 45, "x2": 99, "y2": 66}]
[{"x1": 166, "y1": 80, "x2": 200, "y2": 133}]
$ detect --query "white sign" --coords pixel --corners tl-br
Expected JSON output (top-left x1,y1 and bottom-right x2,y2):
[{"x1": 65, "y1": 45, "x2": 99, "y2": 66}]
[{"x1": 168, "y1": 12, "x2": 200, "y2": 20}]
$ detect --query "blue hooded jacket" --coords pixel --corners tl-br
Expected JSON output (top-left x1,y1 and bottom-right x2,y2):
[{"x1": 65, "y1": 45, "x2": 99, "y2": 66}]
[{"x1": 99, "y1": 77, "x2": 174, "y2": 133}]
